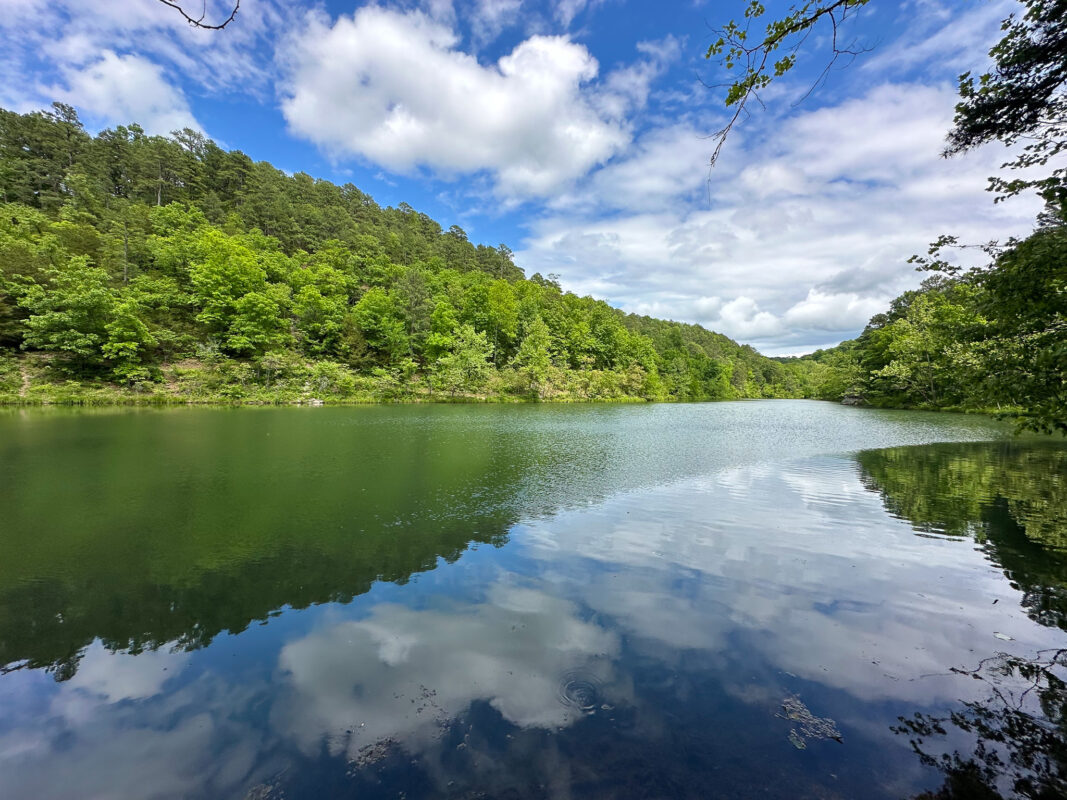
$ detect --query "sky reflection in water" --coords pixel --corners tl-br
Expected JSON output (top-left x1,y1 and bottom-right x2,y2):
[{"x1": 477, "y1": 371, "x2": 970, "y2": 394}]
[{"x1": 0, "y1": 403, "x2": 1064, "y2": 799}]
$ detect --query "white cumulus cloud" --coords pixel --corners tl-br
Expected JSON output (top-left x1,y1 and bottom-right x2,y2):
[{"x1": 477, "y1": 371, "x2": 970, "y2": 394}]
[
  {"x1": 0, "y1": 0, "x2": 300, "y2": 133},
  {"x1": 518, "y1": 81, "x2": 1040, "y2": 353},
  {"x1": 783, "y1": 289, "x2": 888, "y2": 333},
  {"x1": 279, "y1": 6, "x2": 631, "y2": 198},
  {"x1": 45, "y1": 51, "x2": 201, "y2": 135}
]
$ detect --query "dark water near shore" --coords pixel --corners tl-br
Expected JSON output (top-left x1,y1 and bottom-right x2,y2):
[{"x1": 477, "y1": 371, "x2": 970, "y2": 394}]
[{"x1": 0, "y1": 401, "x2": 1064, "y2": 799}]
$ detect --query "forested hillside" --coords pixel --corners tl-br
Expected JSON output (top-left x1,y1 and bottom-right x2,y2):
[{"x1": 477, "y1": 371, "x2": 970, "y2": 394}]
[
  {"x1": 0, "y1": 104, "x2": 816, "y2": 404},
  {"x1": 789, "y1": 213, "x2": 1066, "y2": 434}
]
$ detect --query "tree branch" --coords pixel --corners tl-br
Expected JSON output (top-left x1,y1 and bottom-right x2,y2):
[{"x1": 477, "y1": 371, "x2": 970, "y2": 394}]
[
  {"x1": 704, "y1": 0, "x2": 872, "y2": 168},
  {"x1": 157, "y1": 0, "x2": 239, "y2": 30}
]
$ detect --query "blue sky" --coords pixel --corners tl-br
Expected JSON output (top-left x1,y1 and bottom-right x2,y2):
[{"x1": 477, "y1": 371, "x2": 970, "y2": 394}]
[{"x1": 0, "y1": 0, "x2": 1042, "y2": 353}]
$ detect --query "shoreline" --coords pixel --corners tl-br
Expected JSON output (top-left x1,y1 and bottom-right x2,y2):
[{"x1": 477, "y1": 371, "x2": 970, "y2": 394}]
[
  {"x1": 0, "y1": 357, "x2": 1029, "y2": 421},
  {"x1": 0, "y1": 392, "x2": 1017, "y2": 419},
  {"x1": 0, "y1": 393, "x2": 729, "y2": 407}
]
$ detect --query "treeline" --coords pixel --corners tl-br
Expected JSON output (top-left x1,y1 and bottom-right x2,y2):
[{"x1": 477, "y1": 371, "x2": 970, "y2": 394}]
[
  {"x1": 790, "y1": 213, "x2": 1066, "y2": 434},
  {"x1": 0, "y1": 104, "x2": 816, "y2": 404}
]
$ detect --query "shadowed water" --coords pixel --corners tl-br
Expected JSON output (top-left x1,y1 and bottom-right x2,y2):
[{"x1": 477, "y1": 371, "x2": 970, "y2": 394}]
[{"x1": 0, "y1": 401, "x2": 1064, "y2": 799}]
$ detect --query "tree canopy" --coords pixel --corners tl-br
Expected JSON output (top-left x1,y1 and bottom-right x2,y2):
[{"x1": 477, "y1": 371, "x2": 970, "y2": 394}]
[{"x1": 0, "y1": 104, "x2": 820, "y2": 405}]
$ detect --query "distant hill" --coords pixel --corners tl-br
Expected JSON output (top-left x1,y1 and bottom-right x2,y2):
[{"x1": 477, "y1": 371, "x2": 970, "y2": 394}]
[{"x1": 0, "y1": 103, "x2": 821, "y2": 404}]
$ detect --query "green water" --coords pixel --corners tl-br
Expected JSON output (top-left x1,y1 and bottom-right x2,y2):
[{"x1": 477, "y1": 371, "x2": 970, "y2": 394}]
[{"x1": 0, "y1": 401, "x2": 1064, "y2": 799}]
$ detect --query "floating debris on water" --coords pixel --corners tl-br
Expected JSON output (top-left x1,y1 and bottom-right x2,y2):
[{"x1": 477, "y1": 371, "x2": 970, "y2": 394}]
[
  {"x1": 347, "y1": 737, "x2": 398, "y2": 772},
  {"x1": 778, "y1": 695, "x2": 842, "y2": 747}
]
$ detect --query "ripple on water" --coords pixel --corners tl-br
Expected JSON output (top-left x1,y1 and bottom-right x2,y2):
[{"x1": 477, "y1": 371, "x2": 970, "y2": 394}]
[{"x1": 558, "y1": 670, "x2": 603, "y2": 715}]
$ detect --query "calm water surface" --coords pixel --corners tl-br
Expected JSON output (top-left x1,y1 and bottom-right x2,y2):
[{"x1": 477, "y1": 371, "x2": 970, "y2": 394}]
[{"x1": 0, "y1": 400, "x2": 1065, "y2": 799}]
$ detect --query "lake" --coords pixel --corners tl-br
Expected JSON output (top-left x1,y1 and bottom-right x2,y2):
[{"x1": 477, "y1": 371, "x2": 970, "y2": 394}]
[{"x1": 1, "y1": 400, "x2": 1065, "y2": 799}]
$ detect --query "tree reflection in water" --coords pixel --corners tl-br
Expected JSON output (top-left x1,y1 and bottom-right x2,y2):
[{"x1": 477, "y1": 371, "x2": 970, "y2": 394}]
[
  {"x1": 895, "y1": 649, "x2": 1067, "y2": 799},
  {"x1": 858, "y1": 441, "x2": 1067, "y2": 799}
]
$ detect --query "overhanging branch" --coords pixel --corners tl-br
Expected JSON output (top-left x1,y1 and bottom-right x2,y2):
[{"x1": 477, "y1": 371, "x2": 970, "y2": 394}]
[{"x1": 157, "y1": 0, "x2": 239, "y2": 30}]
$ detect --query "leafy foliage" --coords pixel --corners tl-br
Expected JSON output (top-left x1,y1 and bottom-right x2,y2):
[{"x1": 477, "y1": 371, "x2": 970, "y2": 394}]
[
  {"x1": 796, "y1": 222, "x2": 1066, "y2": 434},
  {"x1": 704, "y1": 0, "x2": 871, "y2": 164},
  {"x1": 433, "y1": 324, "x2": 493, "y2": 397},
  {"x1": 0, "y1": 104, "x2": 815, "y2": 403},
  {"x1": 946, "y1": 0, "x2": 1067, "y2": 212}
]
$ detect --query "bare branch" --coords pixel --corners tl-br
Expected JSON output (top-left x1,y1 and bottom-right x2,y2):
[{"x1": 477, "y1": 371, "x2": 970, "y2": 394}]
[{"x1": 157, "y1": 0, "x2": 239, "y2": 30}]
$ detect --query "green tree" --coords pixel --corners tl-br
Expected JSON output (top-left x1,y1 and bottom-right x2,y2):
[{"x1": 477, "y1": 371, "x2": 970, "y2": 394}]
[
  {"x1": 292, "y1": 284, "x2": 346, "y2": 357},
  {"x1": 189, "y1": 229, "x2": 265, "y2": 342},
  {"x1": 433, "y1": 324, "x2": 493, "y2": 397},
  {"x1": 103, "y1": 296, "x2": 156, "y2": 383},
  {"x1": 352, "y1": 288, "x2": 408, "y2": 364},
  {"x1": 425, "y1": 299, "x2": 459, "y2": 361},
  {"x1": 0, "y1": 103, "x2": 90, "y2": 209},
  {"x1": 20, "y1": 256, "x2": 113, "y2": 371},
  {"x1": 396, "y1": 267, "x2": 432, "y2": 355},
  {"x1": 979, "y1": 225, "x2": 1067, "y2": 433},
  {"x1": 486, "y1": 279, "x2": 519, "y2": 365},
  {"x1": 512, "y1": 315, "x2": 554, "y2": 398},
  {"x1": 226, "y1": 285, "x2": 290, "y2": 357},
  {"x1": 871, "y1": 288, "x2": 985, "y2": 407}
]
